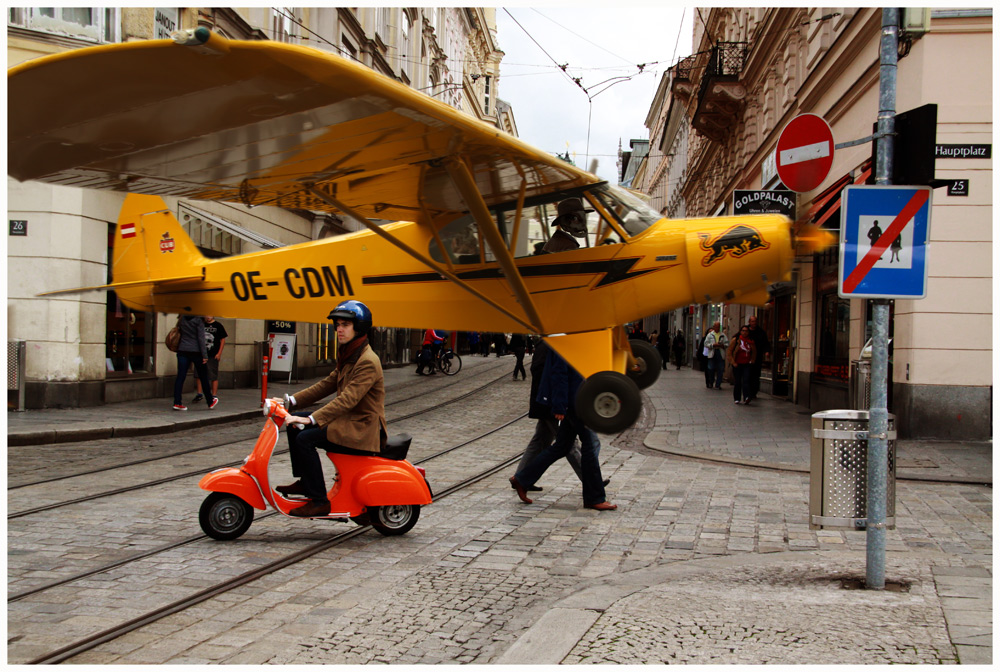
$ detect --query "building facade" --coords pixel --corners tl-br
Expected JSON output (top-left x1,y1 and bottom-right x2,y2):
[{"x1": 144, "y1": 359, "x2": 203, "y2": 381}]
[
  {"x1": 7, "y1": 7, "x2": 507, "y2": 409},
  {"x1": 644, "y1": 7, "x2": 992, "y2": 439}
]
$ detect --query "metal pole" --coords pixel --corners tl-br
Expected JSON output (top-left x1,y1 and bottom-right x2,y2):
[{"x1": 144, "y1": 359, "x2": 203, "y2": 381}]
[{"x1": 866, "y1": 7, "x2": 899, "y2": 591}]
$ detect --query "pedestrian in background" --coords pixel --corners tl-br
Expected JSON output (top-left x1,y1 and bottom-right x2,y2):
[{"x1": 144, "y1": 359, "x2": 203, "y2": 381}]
[
  {"x1": 746, "y1": 315, "x2": 770, "y2": 401},
  {"x1": 509, "y1": 333, "x2": 527, "y2": 380},
  {"x1": 172, "y1": 315, "x2": 218, "y2": 411},
  {"x1": 509, "y1": 346, "x2": 616, "y2": 511},
  {"x1": 193, "y1": 316, "x2": 227, "y2": 403},
  {"x1": 656, "y1": 328, "x2": 672, "y2": 370},
  {"x1": 703, "y1": 321, "x2": 727, "y2": 390},
  {"x1": 493, "y1": 332, "x2": 507, "y2": 357},
  {"x1": 727, "y1": 325, "x2": 757, "y2": 405},
  {"x1": 467, "y1": 331, "x2": 479, "y2": 356},
  {"x1": 671, "y1": 329, "x2": 686, "y2": 370}
]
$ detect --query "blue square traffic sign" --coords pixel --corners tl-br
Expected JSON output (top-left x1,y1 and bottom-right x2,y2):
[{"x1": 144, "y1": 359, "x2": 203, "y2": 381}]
[{"x1": 838, "y1": 185, "x2": 932, "y2": 299}]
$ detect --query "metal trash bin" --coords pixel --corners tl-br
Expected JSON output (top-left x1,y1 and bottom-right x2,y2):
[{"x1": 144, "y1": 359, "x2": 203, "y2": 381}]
[
  {"x1": 809, "y1": 409, "x2": 895, "y2": 530},
  {"x1": 850, "y1": 359, "x2": 872, "y2": 409},
  {"x1": 8, "y1": 339, "x2": 26, "y2": 411}
]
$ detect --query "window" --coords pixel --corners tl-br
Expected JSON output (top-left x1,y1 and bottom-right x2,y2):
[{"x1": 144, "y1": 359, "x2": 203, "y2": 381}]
[
  {"x1": 105, "y1": 224, "x2": 153, "y2": 376},
  {"x1": 429, "y1": 215, "x2": 482, "y2": 264},
  {"x1": 271, "y1": 7, "x2": 294, "y2": 43},
  {"x1": 814, "y1": 247, "x2": 850, "y2": 381},
  {"x1": 9, "y1": 7, "x2": 118, "y2": 43},
  {"x1": 483, "y1": 75, "x2": 491, "y2": 115}
]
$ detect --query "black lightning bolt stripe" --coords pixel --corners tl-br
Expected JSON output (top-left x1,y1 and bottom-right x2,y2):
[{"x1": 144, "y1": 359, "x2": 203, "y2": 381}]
[{"x1": 362, "y1": 257, "x2": 664, "y2": 289}]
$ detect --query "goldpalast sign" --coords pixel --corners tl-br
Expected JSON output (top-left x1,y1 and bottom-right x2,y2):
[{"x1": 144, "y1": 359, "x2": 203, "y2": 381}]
[{"x1": 733, "y1": 189, "x2": 797, "y2": 218}]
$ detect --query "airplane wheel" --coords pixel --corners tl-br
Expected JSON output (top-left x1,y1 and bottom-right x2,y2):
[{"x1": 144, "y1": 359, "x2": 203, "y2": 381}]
[
  {"x1": 199, "y1": 492, "x2": 253, "y2": 541},
  {"x1": 575, "y1": 371, "x2": 642, "y2": 434},
  {"x1": 370, "y1": 504, "x2": 420, "y2": 536},
  {"x1": 628, "y1": 339, "x2": 662, "y2": 389}
]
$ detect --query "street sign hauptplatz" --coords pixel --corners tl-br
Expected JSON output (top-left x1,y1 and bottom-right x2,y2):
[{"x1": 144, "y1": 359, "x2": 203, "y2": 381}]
[{"x1": 838, "y1": 185, "x2": 932, "y2": 299}]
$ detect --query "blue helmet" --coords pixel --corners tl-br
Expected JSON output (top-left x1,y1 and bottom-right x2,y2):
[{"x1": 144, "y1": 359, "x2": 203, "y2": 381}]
[{"x1": 328, "y1": 300, "x2": 373, "y2": 335}]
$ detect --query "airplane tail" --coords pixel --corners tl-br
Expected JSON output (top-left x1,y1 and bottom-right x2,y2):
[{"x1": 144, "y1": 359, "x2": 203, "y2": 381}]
[
  {"x1": 37, "y1": 194, "x2": 206, "y2": 306},
  {"x1": 112, "y1": 194, "x2": 206, "y2": 285}
]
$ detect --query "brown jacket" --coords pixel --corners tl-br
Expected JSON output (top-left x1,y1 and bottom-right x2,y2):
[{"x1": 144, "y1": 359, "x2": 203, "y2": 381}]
[{"x1": 293, "y1": 344, "x2": 386, "y2": 453}]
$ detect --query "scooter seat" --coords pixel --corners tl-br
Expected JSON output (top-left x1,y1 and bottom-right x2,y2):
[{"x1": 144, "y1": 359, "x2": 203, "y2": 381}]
[{"x1": 381, "y1": 433, "x2": 412, "y2": 460}]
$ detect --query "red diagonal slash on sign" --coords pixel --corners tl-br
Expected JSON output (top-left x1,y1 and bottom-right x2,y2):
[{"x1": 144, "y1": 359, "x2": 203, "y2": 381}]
[{"x1": 843, "y1": 189, "x2": 929, "y2": 294}]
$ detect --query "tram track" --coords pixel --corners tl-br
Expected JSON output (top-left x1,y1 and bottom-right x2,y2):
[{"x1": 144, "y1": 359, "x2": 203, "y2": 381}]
[
  {"x1": 19, "y1": 415, "x2": 542, "y2": 665},
  {"x1": 8, "y1": 364, "x2": 513, "y2": 503},
  {"x1": 8, "y1": 411, "x2": 530, "y2": 605}
]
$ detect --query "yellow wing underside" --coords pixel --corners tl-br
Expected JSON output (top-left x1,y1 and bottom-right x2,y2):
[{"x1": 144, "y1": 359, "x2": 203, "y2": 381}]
[{"x1": 8, "y1": 34, "x2": 599, "y2": 224}]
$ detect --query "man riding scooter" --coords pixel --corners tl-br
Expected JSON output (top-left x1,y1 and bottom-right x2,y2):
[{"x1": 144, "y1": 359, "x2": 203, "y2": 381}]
[{"x1": 278, "y1": 300, "x2": 387, "y2": 517}]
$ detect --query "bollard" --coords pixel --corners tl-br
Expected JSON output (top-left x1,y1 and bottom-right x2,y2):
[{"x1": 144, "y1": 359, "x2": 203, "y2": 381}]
[{"x1": 260, "y1": 351, "x2": 270, "y2": 407}]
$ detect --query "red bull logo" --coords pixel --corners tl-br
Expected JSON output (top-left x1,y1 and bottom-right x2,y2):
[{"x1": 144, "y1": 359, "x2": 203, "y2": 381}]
[
  {"x1": 697, "y1": 225, "x2": 770, "y2": 267},
  {"x1": 159, "y1": 232, "x2": 175, "y2": 253}
]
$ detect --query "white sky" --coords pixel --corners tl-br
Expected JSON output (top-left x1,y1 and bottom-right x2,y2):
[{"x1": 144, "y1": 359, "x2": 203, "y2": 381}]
[{"x1": 495, "y1": 6, "x2": 693, "y2": 184}]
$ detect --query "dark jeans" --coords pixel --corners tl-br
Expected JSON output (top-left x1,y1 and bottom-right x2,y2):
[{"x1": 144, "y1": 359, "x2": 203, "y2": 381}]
[
  {"x1": 512, "y1": 347, "x2": 526, "y2": 379},
  {"x1": 286, "y1": 425, "x2": 375, "y2": 502},
  {"x1": 733, "y1": 363, "x2": 752, "y2": 402},
  {"x1": 174, "y1": 352, "x2": 215, "y2": 406},
  {"x1": 515, "y1": 414, "x2": 607, "y2": 507},
  {"x1": 515, "y1": 417, "x2": 583, "y2": 480},
  {"x1": 707, "y1": 355, "x2": 725, "y2": 388},
  {"x1": 748, "y1": 362, "x2": 763, "y2": 398}
]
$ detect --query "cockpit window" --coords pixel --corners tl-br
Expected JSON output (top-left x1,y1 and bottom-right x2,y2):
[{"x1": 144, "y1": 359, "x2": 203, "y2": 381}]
[
  {"x1": 589, "y1": 183, "x2": 663, "y2": 237},
  {"x1": 429, "y1": 215, "x2": 481, "y2": 264}
]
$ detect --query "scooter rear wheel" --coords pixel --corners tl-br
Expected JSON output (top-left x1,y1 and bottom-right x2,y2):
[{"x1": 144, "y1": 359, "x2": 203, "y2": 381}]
[
  {"x1": 200, "y1": 492, "x2": 254, "y2": 541},
  {"x1": 369, "y1": 504, "x2": 420, "y2": 536}
]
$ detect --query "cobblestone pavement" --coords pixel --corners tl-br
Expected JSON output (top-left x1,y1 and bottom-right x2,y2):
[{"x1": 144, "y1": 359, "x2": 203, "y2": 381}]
[{"x1": 7, "y1": 358, "x2": 992, "y2": 664}]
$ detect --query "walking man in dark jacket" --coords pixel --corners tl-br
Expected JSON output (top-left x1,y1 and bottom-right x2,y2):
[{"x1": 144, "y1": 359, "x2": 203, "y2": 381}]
[{"x1": 509, "y1": 346, "x2": 616, "y2": 511}]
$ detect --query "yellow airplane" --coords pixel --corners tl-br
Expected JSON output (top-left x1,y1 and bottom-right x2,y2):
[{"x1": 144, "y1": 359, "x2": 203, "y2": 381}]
[{"x1": 8, "y1": 29, "x2": 816, "y2": 433}]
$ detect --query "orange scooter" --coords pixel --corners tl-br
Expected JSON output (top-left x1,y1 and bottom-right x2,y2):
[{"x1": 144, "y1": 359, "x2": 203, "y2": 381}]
[{"x1": 198, "y1": 398, "x2": 433, "y2": 540}]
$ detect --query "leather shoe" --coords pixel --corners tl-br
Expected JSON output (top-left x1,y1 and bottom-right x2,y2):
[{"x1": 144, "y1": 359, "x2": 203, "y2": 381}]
[
  {"x1": 509, "y1": 476, "x2": 532, "y2": 504},
  {"x1": 586, "y1": 501, "x2": 618, "y2": 511},
  {"x1": 276, "y1": 481, "x2": 306, "y2": 497},
  {"x1": 602, "y1": 478, "x2": 610, "y2": 487},
  {"x1": 289, "y1": 500, "x2": 331, "y2": 517}
]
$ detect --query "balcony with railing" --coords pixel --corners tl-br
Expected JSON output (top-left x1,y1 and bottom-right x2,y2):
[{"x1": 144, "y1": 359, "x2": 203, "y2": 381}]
[{"x1": 692, "y1": 42, "x2": 748, "y2": 142}]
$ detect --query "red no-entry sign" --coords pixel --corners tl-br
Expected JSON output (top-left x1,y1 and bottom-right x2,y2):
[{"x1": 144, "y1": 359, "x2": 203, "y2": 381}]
[{"x1": 776, "y1": 114, "x2": 834, "y2": 193}]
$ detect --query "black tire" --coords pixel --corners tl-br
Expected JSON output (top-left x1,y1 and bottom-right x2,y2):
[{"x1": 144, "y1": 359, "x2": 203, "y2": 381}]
[
  {"x1": 199, "y1": 492, "x2": 254, "y2": 541},
  {"x1": 627, "y1": 339, "x2": 662, "y2": 389},
  {"x1": 438, "y1": 352, "x2": 462, "y2": 376},
  {"x1": 575, "y1": 371, "x2": 642, "y2": 434},
  {"x1": 369, "y1": 504, "x2": 420, "y2": 536}
]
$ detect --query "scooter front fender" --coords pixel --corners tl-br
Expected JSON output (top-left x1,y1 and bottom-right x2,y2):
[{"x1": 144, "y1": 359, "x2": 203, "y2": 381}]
[
  {"x1": 199, "y1": 468, "x2": 267, "y2": 510},
  {"x1": 354, "y1": 461, "x2": 433, "y2": 506}
]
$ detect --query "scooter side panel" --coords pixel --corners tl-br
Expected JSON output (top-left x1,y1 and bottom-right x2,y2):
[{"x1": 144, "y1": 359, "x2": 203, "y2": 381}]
[
  {"x1": 199, "y1": 468, "x2": 268, "y2": 510},
  {"x1": 348, "y1": 458, "x2": 433, "y2": 506}
]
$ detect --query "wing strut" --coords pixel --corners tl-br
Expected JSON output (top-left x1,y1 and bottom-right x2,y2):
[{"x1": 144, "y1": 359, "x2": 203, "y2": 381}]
[
  {"x1": 301, "y1": 185, "x2": 538, "y2": 333},
  {"x1": 444, "y1": 158, "x2": 545, "y2": 334}
]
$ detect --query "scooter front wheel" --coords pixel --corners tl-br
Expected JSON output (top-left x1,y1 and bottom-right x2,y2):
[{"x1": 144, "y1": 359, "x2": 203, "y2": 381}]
[
  {"x1": 200, "y1": 492, "x2": 254, "y2": 541},
  {"x1": 369, "y1": 504, "x2": 420, "y2": 536}
]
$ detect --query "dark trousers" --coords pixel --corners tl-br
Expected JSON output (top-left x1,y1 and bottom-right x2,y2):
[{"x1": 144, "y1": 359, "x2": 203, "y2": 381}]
[
  {"x1": 733, "y1": 363, "x2": 752, "y2": 402},
  {"x1": 286, "y1": 425, "x2": 374, "y2": 502},
  {"x1": 174, "y1": 352, "x2": 215, "y2": 406},
  {"x1": 707, "y1": 355, "x2": 725, "y2": 388},
  {"x1": 515, "y1": 415, "x2": 606, "y2": 507},
  {"x1": 512, "y1": 347, "x2": 526, "y2": 379},
  {"x1": 515, "y1": 417, "x2": 583, "y2": 480},
  {"x1": 748, "y1": 362, "x2": 763, "y2": 398}
]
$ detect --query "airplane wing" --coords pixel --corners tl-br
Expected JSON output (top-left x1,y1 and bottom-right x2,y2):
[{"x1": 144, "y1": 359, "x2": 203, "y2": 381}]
[{"x1": 8, "y1": 29, "x2": 598, "y2": 224}]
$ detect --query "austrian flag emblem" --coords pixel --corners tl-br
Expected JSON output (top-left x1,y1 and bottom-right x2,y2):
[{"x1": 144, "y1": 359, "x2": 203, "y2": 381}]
[
  {"x1": 120, "y1": 223, "x2": 136, "y2": 239},
  {"x1": 159, "y1": 232, "x2": 175, "y2": 253}
]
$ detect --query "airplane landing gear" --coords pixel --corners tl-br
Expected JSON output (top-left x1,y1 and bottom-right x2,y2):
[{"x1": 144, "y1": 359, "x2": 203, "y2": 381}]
[
  {"x1": 627, "y1": 339, "x2": 661, "y2": 389},
  {"x1": 576, "y1": 371, "x2": 642, "y2": 434}
]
